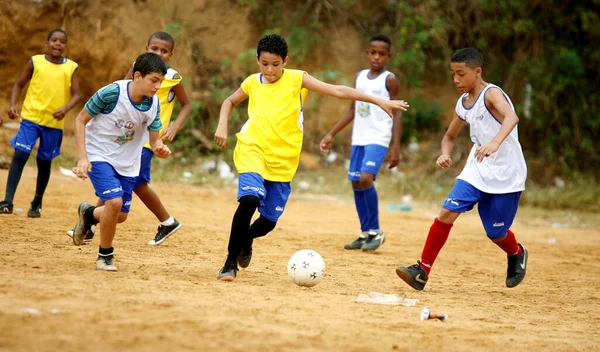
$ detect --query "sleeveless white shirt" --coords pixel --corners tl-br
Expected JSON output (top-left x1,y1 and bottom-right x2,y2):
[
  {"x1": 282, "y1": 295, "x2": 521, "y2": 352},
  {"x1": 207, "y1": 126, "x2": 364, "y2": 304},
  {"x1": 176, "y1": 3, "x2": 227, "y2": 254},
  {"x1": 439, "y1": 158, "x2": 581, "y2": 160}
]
[
  {"x1": 455, "y1": 84, "x2": 527, "y2": 193},
  {"x1": 351, "y1": 69, "x2": 393, "y2": 147},
  {"x1": 86, "y1": 80, "x2": 160, "y2": 177}
]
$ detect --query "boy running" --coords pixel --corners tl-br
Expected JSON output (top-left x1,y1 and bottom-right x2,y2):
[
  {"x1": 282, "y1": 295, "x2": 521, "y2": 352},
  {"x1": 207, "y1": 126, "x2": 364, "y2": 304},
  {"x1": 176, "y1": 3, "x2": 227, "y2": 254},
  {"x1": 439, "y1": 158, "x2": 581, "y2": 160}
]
[
  {"x1": 214, "y1": 34, "x2": 409, "y2": 281},
  {"x1": 395, "y1": 48, "x2": 528, "y2": 290},
  {"x1": 319, "y1": 34, "x2": 402, "y2": 252},
  {"x1": 71, "y1": 53, "x2": 171, "y2": 271}
]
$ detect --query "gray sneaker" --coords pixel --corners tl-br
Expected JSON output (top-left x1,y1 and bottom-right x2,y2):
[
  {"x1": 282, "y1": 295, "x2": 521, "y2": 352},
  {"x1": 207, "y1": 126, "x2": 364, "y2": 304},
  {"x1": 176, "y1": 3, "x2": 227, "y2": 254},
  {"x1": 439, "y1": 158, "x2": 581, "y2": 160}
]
[
  {"x1": 396, "y1": 261, "x2": 429, "y2": 291},
  {"x1": 506, "y1": 244, "x2": 528, "y2": 288},
  {"x1": 73, "y1": 201, "x2": 93, "y2": 245},
  {"x1": 344, "y1": 232, "x2": 369, "y2": 250},
  {"x1": 96, "y1": 255, "x2": 118, "y2": 271},
  {"x1": 67, "y1": 225, "x2": 95, "y2": 243},
  {"x1": 361, "y1": 230, "x2": 385, "y2": 251}
]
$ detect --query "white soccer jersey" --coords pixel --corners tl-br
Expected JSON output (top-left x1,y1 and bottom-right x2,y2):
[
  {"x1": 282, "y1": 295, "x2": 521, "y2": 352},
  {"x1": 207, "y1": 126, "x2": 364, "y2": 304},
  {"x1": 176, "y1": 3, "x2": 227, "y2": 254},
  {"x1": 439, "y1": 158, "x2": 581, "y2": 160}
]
[
  {"x1": 455, "y1": 84, "x2": 527, "y2": 194},
  {"x1": 86, "y1": 80, "x2": 160, "y2": 177},
  {"x1": 351, "y1": 69, "x2": 393, "y2": 147}
]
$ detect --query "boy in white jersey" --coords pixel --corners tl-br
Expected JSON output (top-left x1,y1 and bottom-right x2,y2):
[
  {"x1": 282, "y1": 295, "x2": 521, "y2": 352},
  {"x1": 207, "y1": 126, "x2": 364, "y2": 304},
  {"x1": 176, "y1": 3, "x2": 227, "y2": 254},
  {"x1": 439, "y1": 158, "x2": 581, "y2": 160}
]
[
  {"x1": 319, "y1": 34, "x2": 402, "y2": 251},
  {"x1": 396, "y1": 48, "x2": 528, "y2": 290},
  {"x1": 71, "y1": 53, "x2": 172, "y2": 271},
  {"x1": 74, "y1": 32, "x2": 192, "y2": 246}
]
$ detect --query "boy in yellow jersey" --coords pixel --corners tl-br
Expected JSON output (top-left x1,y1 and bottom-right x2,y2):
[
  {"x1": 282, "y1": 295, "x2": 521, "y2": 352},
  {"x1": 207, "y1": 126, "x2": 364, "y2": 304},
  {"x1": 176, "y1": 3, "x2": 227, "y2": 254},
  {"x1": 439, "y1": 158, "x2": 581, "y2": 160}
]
[
  {"x1": 76, "y1": 32, "x2": 192, "y2": 245},
  {"x1": 213, "y1": 34, "x2": 409, "y2": 281},
  {"x1": 1, "y1": 29, "x2": 81, "y2": 217}
]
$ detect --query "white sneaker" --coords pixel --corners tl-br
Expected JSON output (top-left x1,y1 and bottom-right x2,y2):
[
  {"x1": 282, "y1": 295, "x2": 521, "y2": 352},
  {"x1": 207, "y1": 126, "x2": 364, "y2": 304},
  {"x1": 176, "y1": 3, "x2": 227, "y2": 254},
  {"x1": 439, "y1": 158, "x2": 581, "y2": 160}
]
[{"x1": 96, "y1": 256, "x2": 118, "y2": 271}]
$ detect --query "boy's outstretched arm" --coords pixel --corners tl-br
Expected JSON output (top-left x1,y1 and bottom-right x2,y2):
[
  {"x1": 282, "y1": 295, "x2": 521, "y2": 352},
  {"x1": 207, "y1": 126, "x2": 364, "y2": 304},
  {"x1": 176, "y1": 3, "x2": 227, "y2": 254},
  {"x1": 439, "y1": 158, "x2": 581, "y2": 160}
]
[
  {"x1": 320, "y1": 101, "x2": 354, "y2": 153},
  {"x1": 8, "y1": 59, "x2": 34, "y2": 119},
  {"x1": 387, "y1": 73, "x2": 402, "y2": 169},
  {"x1": 161, "y1": 77, "x2": 192, "y2": 142},
  {"x1": 214, "y1": 88, "x2": 249, "y2": 149},
  {"x1": 53, "y1": 70, "x2": 82, "y2": 121},
  {"x1": 72, "y1": 109, "x2": 94, "y2": 178},
  {"x1": 474, "y1": 88, "x2": 520, "y2": 162},
  {"x1": 437, "y1": 112, "x2": 466, "y2": 169},
  {"x1": 302, "y1": 74, "x2": 409, "y2": 118}
]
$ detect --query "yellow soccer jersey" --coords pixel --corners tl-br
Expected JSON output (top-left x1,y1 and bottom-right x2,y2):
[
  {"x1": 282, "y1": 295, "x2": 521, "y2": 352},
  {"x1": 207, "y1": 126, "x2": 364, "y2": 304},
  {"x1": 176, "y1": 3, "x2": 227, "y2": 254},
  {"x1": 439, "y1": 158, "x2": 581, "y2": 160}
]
[
  {"x1": 234, "y1": 69, "x2": 308, "y2": 182},
  {"x1": 144, "y1": 67, "x2": 182, "y2": 150},
  {"x1": 20, "y1": 55, "x2": 78, "y2": 129}
]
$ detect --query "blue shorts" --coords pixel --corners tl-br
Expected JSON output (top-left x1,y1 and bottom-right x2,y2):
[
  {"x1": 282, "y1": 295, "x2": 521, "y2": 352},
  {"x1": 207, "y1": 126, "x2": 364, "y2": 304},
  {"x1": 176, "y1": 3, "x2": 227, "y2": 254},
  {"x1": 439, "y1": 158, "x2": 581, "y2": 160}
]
[
  {"x1": 238, "y1": 172, "x2": 291, "y2": 222},
  {"x1": 10, "y1": 119, "x2": 63, "y2": 160},
  {"x1": 134, "y1": 148, "x2": 154, "y2": 189},
  {"x1": 347, "y1": 145, "x2": 388, "y2": 181},
  {"x1": 88, "y1": 162, "x2": 137, "y2": 213},
  {"x1": 443, "y1": 179, "x2": 522, "y2": 239}
]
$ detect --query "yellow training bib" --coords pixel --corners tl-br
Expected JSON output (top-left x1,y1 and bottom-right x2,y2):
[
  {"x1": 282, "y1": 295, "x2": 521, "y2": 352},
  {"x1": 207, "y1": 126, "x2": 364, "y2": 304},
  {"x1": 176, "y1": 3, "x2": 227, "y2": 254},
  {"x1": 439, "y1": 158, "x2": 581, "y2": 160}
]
[{"x1": 144, "y1": 68, "x2": 182, "y2": 150}]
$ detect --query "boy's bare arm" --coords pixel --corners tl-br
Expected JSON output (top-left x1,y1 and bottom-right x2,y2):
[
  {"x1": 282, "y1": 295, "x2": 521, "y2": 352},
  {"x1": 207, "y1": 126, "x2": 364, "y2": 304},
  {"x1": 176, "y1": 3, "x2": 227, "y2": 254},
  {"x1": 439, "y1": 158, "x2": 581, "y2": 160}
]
[
  {"x1": 72, "y1": 109, "x2": 94, "y2": 178},
  {"x1": 437, "y1": 113, "x2": 466, "y2": 169},
  {"x1": 302, "y1": 74, "x2": 408, "y2": 118},
  {"x1": 149, "y1": 130, "x2": 172, "y2": 158},
  {"x1": 320, "y1": 101, "x2": 354, "y2": 153},
  {"x1": 161, "y1": 81, "x2": 192, "y2": 142},
  {"x1": 8, "y1": 60, "x2": 34, "y2": 119},
  {"x1": 387, "y1": 73, "x2": 402, "y2": 168},
  {"x1": 214, "y1": 88, "x2": 249, "y2": 149},
  {"x1": 53, "y1": 70, "x2": 82, "y2": 120},
  {"x1": 124, "y1": 66, "x2": 133, "y2": 80},
  {"x1": 474, "y1": 88, "x2": 520, "y2": 162}
]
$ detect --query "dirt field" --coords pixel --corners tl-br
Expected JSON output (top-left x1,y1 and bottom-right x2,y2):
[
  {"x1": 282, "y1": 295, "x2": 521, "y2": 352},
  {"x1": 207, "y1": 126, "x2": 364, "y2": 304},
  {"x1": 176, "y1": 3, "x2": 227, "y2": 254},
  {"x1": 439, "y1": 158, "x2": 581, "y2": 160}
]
[{"x1": 0, "y1": 164, "x2": 599, "y2": 352}]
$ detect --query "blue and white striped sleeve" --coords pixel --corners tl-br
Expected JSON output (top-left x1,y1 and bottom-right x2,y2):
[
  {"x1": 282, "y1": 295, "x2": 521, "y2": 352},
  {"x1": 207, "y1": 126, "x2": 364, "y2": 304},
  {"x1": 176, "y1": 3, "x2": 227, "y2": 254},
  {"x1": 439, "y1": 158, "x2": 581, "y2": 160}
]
[
  {"x1": 84, "y1": 83, "x2": 120, "y2": 116},
  {"x1": 147, "y1": 100, "x2": 162, "y2": 132}
]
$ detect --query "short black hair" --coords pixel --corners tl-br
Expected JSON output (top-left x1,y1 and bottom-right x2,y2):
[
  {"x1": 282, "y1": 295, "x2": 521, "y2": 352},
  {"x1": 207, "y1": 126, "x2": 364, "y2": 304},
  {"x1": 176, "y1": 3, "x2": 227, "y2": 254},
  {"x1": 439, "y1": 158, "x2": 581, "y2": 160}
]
[
  {"x1": 370, "y1": 34, "x2": 391, "y2": 49},
  {"x1": 133, "y1": 52, "x2": 167, "y2": 77},
  {"x1": 257, "y1": 34, "x2": 288, "y2": 60},
  {"x1": 451, "y1": 48, "x2": 484, "y2": 69},
  {"x1": 48, "y1": 29, "x2": 67, "y2": 42},
  {"x1": 148, "y1": 31, "x2": 175, "y2": 51}
]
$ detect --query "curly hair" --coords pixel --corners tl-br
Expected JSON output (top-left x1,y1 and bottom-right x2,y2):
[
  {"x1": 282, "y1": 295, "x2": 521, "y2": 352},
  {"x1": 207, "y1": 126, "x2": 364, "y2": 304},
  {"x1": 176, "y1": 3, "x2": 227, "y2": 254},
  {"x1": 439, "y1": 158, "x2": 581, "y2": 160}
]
[{"x1": 257, "y1": 34, "x2": 288, "y2": 59}]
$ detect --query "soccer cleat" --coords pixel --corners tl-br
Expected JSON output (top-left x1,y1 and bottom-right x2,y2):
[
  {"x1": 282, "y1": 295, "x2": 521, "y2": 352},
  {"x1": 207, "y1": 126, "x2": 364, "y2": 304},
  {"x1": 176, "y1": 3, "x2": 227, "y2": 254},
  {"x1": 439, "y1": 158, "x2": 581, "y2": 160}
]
[
  {"x1": 506, "y1": 243, "x2": 528, "y2": 288},
  {"x1": 344, "y1": 232, "x2": 369, "y2": 250},
  {"x1": 237, "y1": 247, "x2": 253, "y2": 269},
  {"x1": 147, "y1": 218, "x2": 182, "y2": 246},
  {"x1": 72, "y1": 201, "x2": 93, "y2": 246},
  {"x1": 396, "y1": 261, "x2": 429, "y2": 291},
  {"x1": 0, "y1": 201, "x2": 13, "y2": 214},
  {"x1": 67, "y1": 225, "x2": 95, "y2": 243},
  {"x1": 27, "y1": 202, "x2": 41, "y2": 218},
  {"x1": 96, "y1": 255, "x2": 118, "y2": 271},
  {"x1": 361, "y1": 230, "x2": 386, "y2": 251},
  {"x1": 217, "y1": 263, "x2": 238, "y2": 281}
]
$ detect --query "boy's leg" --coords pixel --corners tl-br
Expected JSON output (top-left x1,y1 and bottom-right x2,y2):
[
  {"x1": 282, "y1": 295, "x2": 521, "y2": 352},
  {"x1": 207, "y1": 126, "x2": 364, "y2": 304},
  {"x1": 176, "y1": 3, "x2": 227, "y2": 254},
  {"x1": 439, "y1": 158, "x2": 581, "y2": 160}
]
[
  {"x1": 1, "y1": 150, "x2": 30, "y2": 213},
  {"x1": 2, "y1": 120, "x2": 41, "y2": 213},
  {"x1": 28, "y1": 125, "x2": 62, "y2": 217},
  {"x1": 237, "y1": 180, "x2": 289, "y2": 269},
  {"x1": 346, "y1": 146, "x2": 370, "y2": 249},
  {"x1": 218, "y1": 172, "x2": 265, "y2": 281},
  {"x1": 479, "y1": 191, "x2": 528, "y2": 287},
  {"x1": 396, "y1": 180, "x2": 479, "y2": 290}
]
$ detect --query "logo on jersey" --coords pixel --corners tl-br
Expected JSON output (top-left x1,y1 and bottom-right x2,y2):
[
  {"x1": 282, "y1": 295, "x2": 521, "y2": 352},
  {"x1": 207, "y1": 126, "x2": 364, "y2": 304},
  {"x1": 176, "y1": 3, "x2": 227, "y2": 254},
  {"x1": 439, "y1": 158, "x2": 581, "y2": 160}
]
[
  {"x1": 115, "y1": 119, "x2": 135, "y2": 129},
  {"x1": 115, "y1": 131, "x2": 135, "y2": 145},
  {"x1": 356, "y1": 102, "x2": 371, "y2": 118},
  {"x1": 275, "y1": 206, "x2": 284, "y2": 212}
]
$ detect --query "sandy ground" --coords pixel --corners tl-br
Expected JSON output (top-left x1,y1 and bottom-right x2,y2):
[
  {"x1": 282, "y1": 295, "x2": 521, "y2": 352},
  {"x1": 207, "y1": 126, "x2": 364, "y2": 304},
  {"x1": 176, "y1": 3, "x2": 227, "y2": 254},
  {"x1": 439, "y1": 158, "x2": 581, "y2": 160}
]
[{"x1": 0, "y1": 165, "x2": 599, "y2": 352}]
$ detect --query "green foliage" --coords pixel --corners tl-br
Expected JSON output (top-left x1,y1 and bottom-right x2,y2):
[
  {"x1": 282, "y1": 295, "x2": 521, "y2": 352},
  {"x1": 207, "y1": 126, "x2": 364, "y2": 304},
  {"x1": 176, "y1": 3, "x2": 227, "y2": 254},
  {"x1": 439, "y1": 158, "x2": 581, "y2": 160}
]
[{"x1": 401, "y1": 94, "x2": 443, "y2": 142}]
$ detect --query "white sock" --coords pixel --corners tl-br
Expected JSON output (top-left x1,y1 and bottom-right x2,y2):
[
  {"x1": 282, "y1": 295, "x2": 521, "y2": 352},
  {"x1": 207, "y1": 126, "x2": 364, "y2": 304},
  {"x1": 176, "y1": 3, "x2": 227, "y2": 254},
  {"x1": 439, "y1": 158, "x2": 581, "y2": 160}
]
[{"x1": 160, "y1": 216, "x2": 174, "y2": 226}]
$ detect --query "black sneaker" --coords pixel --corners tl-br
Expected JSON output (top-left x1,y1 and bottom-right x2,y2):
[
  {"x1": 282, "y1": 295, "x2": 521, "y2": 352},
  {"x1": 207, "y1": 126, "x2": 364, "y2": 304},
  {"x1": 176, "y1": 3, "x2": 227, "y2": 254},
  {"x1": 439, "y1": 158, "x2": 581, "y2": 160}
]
[
  {"x1": 67, "y1": 225, "x2": 95, "y2": 243},
  {"x1": 147, "y1": 218, "x2": 182, "y2": 246},
  {"x1": 396, "y1": 261, "x2": 429, "y2": 291},
  {"x1": 27, "y1": 202, "x2": 41, "y2": 218},
  {"x1": 217, "y1": 263, "x2": 238, "y2": 281},
  {"x1": 0, "y1": 201, "x2": 13, "y2": 214},
  {"x1": 237, "y1": 247, "x2": 253, "y2": 269},
  {"x1": 73, "y1": 201, "x2": 93, "y2": 245},
  {"x1": 344, "y1": 232, "x2": 368, "y2": 250},
  {"x1": 506, "y1": 244, "x2": 528, "y2": 288},
  {"x1": 361, "y1": 230, "x2": 385, "y2": 251}
]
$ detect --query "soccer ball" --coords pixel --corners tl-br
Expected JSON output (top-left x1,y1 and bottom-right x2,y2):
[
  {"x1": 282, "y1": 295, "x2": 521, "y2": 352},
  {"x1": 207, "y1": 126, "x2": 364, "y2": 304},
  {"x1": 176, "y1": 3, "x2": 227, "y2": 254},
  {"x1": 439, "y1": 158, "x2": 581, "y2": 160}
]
[{"x1": 287, "y1": 249, "x2": 326, "y2": 287}]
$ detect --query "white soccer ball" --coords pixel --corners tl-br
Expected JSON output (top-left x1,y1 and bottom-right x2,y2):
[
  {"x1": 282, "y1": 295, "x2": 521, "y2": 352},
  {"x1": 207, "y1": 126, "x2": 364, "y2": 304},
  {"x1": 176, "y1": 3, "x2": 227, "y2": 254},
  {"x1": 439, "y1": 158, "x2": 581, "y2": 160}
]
[{"x1": 287, "y1": 249, "x2": 326, "y2": 287}]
